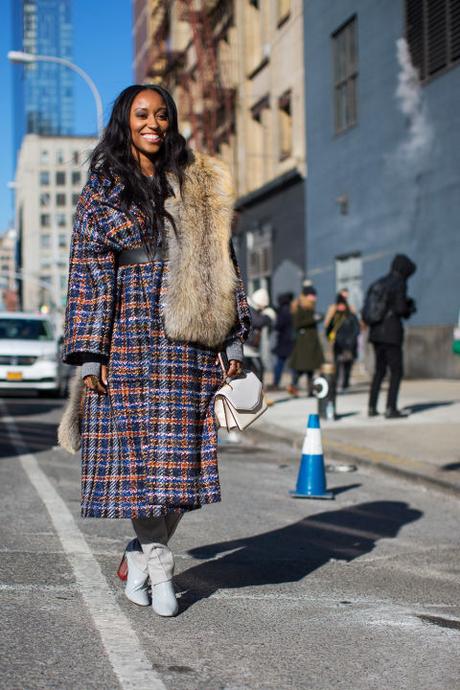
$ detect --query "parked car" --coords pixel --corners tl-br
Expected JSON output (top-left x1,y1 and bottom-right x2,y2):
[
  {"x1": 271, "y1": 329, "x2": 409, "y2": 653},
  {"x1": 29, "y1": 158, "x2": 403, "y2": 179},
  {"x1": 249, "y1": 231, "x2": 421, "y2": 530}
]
[{"x1": 0, "y1": 312, "x2": 70, "y2": 397}]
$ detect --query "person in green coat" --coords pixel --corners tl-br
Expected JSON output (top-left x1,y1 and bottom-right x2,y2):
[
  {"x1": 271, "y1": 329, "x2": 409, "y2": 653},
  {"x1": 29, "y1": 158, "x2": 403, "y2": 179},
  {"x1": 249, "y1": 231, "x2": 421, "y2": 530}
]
[{"x1": 287, "y1": 285, "x2": 324, "y2": 396}]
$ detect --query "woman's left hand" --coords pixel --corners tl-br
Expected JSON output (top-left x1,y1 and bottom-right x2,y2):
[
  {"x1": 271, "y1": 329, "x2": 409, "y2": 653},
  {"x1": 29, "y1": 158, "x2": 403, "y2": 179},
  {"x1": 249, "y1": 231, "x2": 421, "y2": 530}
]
[{"x1": 226, "y1": 359, "x2": 243, "y2": 378}]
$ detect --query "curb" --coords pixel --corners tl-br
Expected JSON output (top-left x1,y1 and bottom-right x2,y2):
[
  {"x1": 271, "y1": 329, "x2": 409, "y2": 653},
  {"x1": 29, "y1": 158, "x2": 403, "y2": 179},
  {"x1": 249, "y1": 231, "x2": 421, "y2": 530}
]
[{"x1": 249, "y1": 422, "x2": 460, "y2": 498}]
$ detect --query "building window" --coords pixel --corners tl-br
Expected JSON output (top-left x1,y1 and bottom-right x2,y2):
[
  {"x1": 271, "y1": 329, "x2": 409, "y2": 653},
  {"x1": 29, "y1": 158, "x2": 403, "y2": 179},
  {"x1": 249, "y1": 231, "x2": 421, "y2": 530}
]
[
  {"x1": 40, "y1": 214, "x2": 50, "y2": 228},
  {"x1": 332, "y1": 16, "x2": 358, "y2": 134},
  {"x1": 40, "y1": 193, "x2": 50, "y2": 207},
  {"x1": 250, "y1": 95, "x2": 271, "y2": 187},
  {"x1": 278, "y1": 90, "x2": 292, "y2": 159},
  {"x1": 277, "y1": 0, "x2": 290, "y2": 26},
  {"x1": 58, "y1": 233, "x2": 67, "y2": 248},
  {"x1": 40, "y1": 235, "x2": 51, "y2": 249},
  {"x1": 40, "y1": 150, "x2": 49, "y2": 164},
  {"x1": 56, "y1": 172, "x2": 66, "y2": 186},
  {"x1": 56, "y1": 149, "x2": 65, "y2": 164},
  {"x1": 335, "y1": 252, "x2": 363, "y2": 312},
  {"x1": 56, "y1": 213, "x2": 67, "y2": 228},
  {"x1": 406, "y1": 0, "x2": 460, "y2": 81},
  {"x1": 71, "y1": 171, "x2": 81, "y2": 186},
  {"x1": 72, "y1": 151, "x2": 80, "y2": 164},
  {"x1": 246, "y1": 224, "x2": 273, "y2": 297},
  {"x1": 72, "y1": 193, "x2": 80, "y2": 206},
  {"x1": 40, "y1": 171, "x2": 50, "y2": 186},
  {"x1": 56, "y1": 193, "x2": 66, "y2": 207}
]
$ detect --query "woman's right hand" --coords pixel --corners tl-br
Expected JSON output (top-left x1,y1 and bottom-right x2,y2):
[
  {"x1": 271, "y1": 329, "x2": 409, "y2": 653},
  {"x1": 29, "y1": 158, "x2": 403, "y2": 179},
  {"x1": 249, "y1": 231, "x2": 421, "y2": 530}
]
[{"x1": 83, "y1": 364, "x2": 108, "y2": 394}]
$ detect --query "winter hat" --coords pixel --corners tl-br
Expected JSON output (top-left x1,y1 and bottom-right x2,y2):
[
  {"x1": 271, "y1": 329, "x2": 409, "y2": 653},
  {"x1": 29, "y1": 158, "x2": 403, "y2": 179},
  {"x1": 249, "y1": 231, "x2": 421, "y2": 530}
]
[
  {"x1": 302, "y1": 285, "x2": 317, "y2": 297},
  {"x1": 250, "y1": 288, "x2": 270, "y2": 310}
]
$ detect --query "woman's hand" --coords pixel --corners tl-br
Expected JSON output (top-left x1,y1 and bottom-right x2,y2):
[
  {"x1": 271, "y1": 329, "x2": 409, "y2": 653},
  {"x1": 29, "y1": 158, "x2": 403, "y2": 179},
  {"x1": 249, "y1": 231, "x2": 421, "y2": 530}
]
[
  {"x1": 226, "y1": 359, "x2": 243, "y2": 378},
  {"x1": 83, "y1": 364, "x2": 108, "y2": 394}
]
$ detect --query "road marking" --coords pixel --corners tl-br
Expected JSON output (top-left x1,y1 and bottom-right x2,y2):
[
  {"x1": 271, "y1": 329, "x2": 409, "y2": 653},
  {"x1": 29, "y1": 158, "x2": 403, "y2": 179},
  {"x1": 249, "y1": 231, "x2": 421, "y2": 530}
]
[
  {"x1": 1, "y1": 403, "x2": 168, "y2": 690},
  {"x1": 0, "y1": 583, "x2": 77, "y2": 593}
]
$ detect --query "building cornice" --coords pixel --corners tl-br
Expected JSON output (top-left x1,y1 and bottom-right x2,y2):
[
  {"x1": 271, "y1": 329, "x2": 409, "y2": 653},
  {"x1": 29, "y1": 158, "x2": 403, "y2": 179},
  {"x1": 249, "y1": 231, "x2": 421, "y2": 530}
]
[{"x1": 235, "y1": 168, "x2": 303, "y2": 211}]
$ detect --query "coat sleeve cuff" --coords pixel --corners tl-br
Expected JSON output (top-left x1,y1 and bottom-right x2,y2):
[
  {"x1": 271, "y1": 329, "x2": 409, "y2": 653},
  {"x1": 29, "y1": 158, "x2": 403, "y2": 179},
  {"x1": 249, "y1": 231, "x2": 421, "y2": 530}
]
[
  {"x1": 81, "y1": 361, "x2": 102, "y2": 380},
  {"x1": 225, "y1": 339, "x2": 244, "y2": 362}
]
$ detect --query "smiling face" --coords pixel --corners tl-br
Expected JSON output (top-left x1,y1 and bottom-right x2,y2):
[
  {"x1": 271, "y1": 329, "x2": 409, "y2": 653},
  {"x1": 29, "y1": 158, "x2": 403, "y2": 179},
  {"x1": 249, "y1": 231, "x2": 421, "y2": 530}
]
[{"x1": 129, "y1": 89, "x2": 169, "y2": 174}]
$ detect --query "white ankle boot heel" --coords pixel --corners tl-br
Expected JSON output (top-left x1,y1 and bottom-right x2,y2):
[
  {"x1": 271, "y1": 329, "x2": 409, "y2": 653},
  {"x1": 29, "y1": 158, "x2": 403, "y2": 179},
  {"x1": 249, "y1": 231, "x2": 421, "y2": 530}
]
[
  {"x1": 124, "y1": 550, "x2": 150, "y2": 607},
  {"x1": 151, "y1": 580, "x2": 178, "y2": 617}
]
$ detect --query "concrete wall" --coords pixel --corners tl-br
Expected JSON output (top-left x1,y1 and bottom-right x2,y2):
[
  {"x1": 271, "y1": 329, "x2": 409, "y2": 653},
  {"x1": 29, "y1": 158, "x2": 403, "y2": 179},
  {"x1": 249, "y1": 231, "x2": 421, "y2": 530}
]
[{"x1": 304, "y1": 0, "x2": 460, "y2": 378}]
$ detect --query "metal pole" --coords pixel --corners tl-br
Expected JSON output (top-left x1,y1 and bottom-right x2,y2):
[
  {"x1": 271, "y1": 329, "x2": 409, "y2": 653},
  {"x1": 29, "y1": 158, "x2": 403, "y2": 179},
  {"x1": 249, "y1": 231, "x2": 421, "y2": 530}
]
[{"x1": 7, "y1": 51, "x2": 103, "y2": 137}]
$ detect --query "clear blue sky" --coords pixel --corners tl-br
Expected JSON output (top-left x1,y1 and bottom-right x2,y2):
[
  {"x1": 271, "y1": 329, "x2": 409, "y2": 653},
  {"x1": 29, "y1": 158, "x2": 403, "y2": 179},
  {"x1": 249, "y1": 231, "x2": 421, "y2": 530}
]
[{"x1": 0, "y1": 0, "x2": 132, "y2": 233}]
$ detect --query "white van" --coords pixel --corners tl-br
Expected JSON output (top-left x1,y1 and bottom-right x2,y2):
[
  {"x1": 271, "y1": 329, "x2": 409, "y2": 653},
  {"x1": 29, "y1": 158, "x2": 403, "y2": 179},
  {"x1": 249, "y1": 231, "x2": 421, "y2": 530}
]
[{"x1": 0, "y1": 312, "x2": 68, "y2": 396}]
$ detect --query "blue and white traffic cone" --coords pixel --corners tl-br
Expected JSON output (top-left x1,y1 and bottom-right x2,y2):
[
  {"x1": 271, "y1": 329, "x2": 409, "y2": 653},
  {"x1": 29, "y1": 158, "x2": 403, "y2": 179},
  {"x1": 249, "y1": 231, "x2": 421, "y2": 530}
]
[{"x1": 289, "y1": 414, "x2": 334, "y2": 499}]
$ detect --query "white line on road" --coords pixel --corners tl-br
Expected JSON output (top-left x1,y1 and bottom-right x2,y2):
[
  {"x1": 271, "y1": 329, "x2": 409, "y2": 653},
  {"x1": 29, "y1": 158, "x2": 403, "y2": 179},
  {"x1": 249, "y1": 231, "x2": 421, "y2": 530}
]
[{"x1": 1, "y1": 403, "x2": 168, "y2": 690}]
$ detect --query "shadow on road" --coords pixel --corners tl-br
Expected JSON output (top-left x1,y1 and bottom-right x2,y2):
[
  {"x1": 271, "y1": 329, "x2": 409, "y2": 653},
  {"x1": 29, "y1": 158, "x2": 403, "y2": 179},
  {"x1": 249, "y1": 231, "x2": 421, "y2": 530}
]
[
  {"x1": 178, "y1": 501, "x2": 422, "y2": 611},
  {"x1": 440, "y1": 462, "x2": 460, "y2": 472},
  {"x1": 0, "y1": 421, "x2": 59, "y2": 458},
  {"x1": 406, "y1": 401, "x2": 455, "y2": 414},
  {"x1": 0, "y1": 396, "x2": 62, "y2": 417}
]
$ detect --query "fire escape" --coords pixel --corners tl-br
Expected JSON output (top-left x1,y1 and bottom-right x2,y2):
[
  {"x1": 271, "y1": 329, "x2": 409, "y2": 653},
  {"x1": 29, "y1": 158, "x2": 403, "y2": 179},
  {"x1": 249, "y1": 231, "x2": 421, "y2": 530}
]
[{"x1": 145, "y1": 0, "x2": 236, "y2": 155}]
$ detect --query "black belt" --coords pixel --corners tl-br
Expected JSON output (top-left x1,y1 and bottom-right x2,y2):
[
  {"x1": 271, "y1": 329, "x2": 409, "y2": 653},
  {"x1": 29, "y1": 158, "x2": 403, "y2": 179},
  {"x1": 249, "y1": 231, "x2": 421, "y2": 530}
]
[{"x1": 118, "y1": 247, "x2": 166, "y2": 265}]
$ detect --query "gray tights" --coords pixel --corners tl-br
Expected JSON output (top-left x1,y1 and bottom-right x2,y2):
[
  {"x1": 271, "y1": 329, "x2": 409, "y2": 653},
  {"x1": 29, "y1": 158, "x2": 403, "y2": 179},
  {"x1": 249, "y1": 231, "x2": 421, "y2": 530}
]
[{"x1": 131, "y1": 513, "x2": 182, "y2": 585}]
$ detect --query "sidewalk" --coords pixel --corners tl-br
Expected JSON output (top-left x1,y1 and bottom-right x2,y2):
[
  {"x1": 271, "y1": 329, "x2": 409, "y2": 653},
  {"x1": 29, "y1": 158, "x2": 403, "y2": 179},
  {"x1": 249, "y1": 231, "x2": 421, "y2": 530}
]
[{"x1": 250, "y1": 376, "x2": 460, "y2": 495}]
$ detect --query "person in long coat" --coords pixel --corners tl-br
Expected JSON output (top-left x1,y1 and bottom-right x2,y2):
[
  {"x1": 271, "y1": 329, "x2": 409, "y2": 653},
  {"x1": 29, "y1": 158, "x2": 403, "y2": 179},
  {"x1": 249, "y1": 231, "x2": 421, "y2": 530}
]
[
  {"x1": 287, "y1": 286, "x2": 324, "y2": 396},
  {"x1": 61, "y1": 85, "x2": 250, "y2": 616}
]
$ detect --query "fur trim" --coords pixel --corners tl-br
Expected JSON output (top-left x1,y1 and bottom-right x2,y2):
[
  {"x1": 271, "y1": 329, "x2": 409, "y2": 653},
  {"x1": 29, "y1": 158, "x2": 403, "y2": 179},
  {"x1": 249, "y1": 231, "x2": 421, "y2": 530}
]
[
  {"x1": 57, "y1": 374, "x2": 84, "y2": 453},
  {"x1": 163, "y1": 151, "x2": 237, "y2": 348}
]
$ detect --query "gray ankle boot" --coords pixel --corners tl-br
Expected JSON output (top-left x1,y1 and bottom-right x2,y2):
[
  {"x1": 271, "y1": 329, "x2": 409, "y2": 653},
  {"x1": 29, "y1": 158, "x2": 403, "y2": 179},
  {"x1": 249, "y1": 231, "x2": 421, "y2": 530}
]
[{"x1": 151, "y1": 580, "x2": 178, "y2": 617}]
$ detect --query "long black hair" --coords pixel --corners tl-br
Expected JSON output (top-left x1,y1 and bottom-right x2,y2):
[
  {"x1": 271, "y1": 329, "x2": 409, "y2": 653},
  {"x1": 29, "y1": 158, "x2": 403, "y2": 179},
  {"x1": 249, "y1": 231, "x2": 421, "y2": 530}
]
[{"x1": 89, "y1": 84, "x2": 188, "y2": 256}]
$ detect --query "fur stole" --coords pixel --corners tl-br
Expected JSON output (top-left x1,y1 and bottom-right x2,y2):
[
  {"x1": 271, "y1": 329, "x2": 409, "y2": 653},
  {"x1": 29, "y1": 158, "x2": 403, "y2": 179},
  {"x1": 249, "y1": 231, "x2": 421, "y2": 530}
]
[
  {"x1": 163, "y1": 151, "x2": 238, "y2": 348},
  {"x1": 58, "y1": 374, "x2": 84, "y2": 453}
]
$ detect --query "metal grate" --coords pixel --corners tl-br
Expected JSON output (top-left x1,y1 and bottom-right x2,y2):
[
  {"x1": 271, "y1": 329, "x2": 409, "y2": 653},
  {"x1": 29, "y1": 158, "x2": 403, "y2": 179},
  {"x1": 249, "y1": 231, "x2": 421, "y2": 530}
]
[
  {"x1": 406, "y1": 0, "x2": 460, "y2": 80},
  {"x1": 0, "y1": 355, "x2": 38, "y2": 366}
]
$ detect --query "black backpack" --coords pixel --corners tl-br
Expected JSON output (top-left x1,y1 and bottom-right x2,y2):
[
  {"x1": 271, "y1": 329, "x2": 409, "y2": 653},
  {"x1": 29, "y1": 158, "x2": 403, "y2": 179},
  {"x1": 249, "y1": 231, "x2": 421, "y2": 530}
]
[{"x1": 362, "y1": 278, "x2": 389, "y2": 326}]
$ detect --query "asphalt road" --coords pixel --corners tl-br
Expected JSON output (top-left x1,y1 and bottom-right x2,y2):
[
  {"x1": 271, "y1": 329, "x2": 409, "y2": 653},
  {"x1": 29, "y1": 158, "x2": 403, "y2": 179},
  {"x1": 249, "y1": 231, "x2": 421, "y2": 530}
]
[{"x1": 0, "y1": 393, "x2": 459, "y2": 690}]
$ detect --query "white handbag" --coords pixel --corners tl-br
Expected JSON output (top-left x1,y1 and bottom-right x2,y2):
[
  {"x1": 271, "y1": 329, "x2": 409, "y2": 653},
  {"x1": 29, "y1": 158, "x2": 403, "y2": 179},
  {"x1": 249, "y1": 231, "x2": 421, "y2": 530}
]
[{"x1": 214, "y1": 355, "x2": 268, "y2": 431}]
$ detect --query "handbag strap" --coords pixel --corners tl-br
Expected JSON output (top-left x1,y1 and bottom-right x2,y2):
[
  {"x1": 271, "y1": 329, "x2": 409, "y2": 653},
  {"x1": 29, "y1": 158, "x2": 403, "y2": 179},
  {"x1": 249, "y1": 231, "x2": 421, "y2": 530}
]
[{"x1": 218, "y1": 352, "x2": 234, "y2": 384}]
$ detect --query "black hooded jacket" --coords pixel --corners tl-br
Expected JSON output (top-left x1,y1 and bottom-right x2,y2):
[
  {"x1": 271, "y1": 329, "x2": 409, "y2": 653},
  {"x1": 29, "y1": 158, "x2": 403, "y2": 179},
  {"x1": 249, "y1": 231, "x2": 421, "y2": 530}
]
[{"x1": 369, "y1": 254, "x2": 417, "y2": 346}]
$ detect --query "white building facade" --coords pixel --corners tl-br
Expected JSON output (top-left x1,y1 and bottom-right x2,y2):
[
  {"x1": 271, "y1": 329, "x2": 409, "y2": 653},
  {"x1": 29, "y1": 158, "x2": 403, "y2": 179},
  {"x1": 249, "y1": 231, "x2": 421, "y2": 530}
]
[
  {"x1": 14, "y1": 134, "x2": 96, "y2": 315},
  {"x1": 0, "y1": 227, "x2": 19, "y2": 311}
]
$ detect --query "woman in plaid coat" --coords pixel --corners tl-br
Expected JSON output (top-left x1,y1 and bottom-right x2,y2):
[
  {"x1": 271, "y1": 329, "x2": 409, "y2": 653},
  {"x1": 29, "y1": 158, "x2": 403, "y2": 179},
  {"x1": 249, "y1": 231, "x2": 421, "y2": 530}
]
[{"x1": 62, "y1": 85, "x2": 250, "y2": 616}]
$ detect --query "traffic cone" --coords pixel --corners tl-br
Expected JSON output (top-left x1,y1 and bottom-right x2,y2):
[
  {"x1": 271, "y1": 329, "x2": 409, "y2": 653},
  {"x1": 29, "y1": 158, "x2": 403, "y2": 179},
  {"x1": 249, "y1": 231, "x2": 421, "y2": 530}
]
[{"x1": 289, "y1": 414, "x2": 334, "y2": 499}]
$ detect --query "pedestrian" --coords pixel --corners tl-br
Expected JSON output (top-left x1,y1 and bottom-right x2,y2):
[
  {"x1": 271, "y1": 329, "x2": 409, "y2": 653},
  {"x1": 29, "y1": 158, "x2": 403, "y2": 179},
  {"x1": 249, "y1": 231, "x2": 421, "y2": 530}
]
[
  {"x1": 324, "y1": 287, "x2": 357, "y2": 328},
  {"x1": 62, "y1": 85, "x2": 250, "y2": 617},
  {"x1": 287, "y1": 285, "x2": 324, "y2": 396},
  {"x1": 271, "y1": 292, "x2": 294, "y2": 389},
  {"x1": 364, "y1": 254, "x2": 417, "y2": 418},
  {"x1": 325, "y1": 293, "x2": 360, "y2": 391},
  {"x1": 243, "y1": 288, "x2": 273, "y2": 383}
]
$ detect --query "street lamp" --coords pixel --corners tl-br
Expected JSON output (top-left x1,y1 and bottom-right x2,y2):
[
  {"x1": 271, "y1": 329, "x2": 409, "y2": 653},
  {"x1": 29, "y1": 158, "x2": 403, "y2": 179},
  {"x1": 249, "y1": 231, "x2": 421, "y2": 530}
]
[{"x1": 7, "y1": 50, "x2": 103, "y2": 138}]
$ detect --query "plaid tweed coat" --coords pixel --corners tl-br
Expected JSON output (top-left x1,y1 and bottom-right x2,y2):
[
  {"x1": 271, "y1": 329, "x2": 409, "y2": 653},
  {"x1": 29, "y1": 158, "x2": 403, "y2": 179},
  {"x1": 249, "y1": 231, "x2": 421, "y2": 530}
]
[{"x1": 63, "y1": 152, "x2": 250, "y2": 519}]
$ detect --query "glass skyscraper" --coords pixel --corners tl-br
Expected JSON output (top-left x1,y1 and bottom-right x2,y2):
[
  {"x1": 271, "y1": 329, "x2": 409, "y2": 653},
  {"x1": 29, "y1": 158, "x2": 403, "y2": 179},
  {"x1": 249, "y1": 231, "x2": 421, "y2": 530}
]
[{"x1": 12, "y1": 0, "x2": 74, "y2": 156}]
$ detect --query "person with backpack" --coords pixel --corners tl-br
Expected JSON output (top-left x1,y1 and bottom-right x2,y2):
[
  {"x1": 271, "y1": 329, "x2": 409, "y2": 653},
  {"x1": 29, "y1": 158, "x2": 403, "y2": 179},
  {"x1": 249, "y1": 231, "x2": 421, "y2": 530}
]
[
  {"x1": 363, "y1": 254, "x2": 417, "y2": 418},
  {"x1": 326, "y1": 293, "x2": 361, "y2": 391}
]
